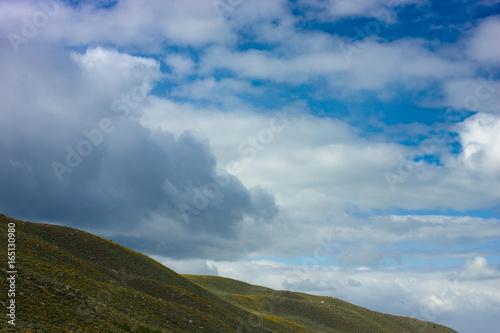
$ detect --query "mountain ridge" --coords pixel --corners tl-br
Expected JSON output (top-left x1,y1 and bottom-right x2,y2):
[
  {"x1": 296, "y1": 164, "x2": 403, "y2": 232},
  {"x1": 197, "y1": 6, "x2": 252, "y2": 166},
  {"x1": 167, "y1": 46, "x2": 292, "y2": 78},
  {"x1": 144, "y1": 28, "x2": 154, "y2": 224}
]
[{"x1": 0, "y1": 213, "x2": 457, "y2": 332}]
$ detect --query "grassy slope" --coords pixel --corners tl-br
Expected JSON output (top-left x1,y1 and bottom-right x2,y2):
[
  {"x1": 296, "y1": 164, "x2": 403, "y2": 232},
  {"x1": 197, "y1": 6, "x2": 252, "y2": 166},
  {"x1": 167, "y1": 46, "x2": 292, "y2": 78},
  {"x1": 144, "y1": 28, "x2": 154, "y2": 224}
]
[
  {"x1": 0, "y1": 214, "x2": 285, "y2": 333},
  {"x1": 184, "y1": 275, "x2": 458, "y2": 333},
  {"x1": 0, "y1": 214, "x2": 457, "y2": 332}
]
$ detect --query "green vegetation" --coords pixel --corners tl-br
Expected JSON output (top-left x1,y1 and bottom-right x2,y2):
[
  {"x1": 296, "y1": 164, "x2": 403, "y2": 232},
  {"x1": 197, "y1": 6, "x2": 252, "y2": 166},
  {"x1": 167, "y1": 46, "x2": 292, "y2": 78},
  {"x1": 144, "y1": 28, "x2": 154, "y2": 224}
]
[
  {"x1": 113, "y1": 321, "x2": 162, "y2": 333},
  {"x1": 185, "y1": 275, "x2": 458, "y2": 333},
  {"x1": 0, "y1": 214, "x2": 457, "y2": 332}
]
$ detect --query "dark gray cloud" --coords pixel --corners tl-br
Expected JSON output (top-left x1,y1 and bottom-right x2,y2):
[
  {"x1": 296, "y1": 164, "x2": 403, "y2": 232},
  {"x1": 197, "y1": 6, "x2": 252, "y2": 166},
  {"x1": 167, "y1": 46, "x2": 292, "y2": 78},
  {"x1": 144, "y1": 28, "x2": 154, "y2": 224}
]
[{"x1": 0, "y1": 43, "x2": 278, "y2": 260}]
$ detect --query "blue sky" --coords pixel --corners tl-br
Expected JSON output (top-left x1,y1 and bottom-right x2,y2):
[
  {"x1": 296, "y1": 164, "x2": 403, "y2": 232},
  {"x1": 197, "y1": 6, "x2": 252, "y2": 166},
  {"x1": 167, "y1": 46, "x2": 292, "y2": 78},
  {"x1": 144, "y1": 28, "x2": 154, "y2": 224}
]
[{"x1": 1, "y1": 0, "x2": 499, "y2": 332}]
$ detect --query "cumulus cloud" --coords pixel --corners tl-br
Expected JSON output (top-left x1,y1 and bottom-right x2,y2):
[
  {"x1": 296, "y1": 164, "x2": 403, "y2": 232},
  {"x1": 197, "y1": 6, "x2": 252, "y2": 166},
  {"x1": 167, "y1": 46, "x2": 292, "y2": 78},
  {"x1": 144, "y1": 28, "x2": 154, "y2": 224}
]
[
  {"x1": 456, "y1": 257, "x2": 500, "y2": 280},
  {"x1": 441, "y1": 77, "x2": 500, "y2": 114},
  {"x1": 164, "y1": 53, "x2": 196, "y2": 77},
  {"x1": 0, "y1": 44, "x2": 278, "y2": 259},
  {"x1": 296, "y1": 0, "x2": 425, "y2": 21},
  {"x1": 58, "y1": 0, "x2": 233, "y2": 49},
  {"x1": 170, "y1": 77, "x2": 263, "y2": 109},
  {"x1": 140, "y1": 98, "x2": 500, "y2": 213},
  {"x1": 201, "y1": 38, "x2": 472, "y2": 92},
  {"x1": 454, "y1": 112, "x2": 500, "y2": 176},
  {"x1": 467, "y1": 15, "x2": 500, "y2": 65},
  {"x1": 255, "y1": 215, "x2": 500, "y2": 267}
]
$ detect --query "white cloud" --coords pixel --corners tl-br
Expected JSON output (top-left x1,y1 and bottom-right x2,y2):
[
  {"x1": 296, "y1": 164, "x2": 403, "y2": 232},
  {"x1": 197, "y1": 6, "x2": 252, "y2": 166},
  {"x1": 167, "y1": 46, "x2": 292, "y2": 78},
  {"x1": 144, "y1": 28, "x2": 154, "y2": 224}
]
[
  {"x1": 140, "y1": 98, "x2": 500, "y2": 213},
  {"x1": 296, "y1": 0, "x2": 425, "y2": 21},
  {"x1": 229, "y1": 0, "x2": 291, "y2": 24},
  {"x1": 201, "y1": 47, "x2": 348, "y2": 83},
  {"x1": 201, "y1": 37, "x2": 472, "y2": 93},
  {"x1": 0, "y1": 0, "x2": 235, "y2": 51},
  {"x1": 442, "y1": 77, "x2": 500, "y2": 114},
  {"x1": 171, "y1": 77, "x2": 263, "y2": 109},
  {"x1": 1, "y1": 0, "x2": 486, "y2": 104},
  {"x1": 339, "y1": 39, "x2": 472, "y2": 90},
  {"x1": 164, "y1": 54, "x2": 196, "y2": 76},
  {"x1": 467, "y1": 15, "x2": 500, "y2": 65},
  {"x1": 252, "y1": 214, "x2": 500, "y2": 267},
  {"x1": 71, "y1": 47, "x2": 162, "y2": 107},
  {"x1": 457, "y1": 257, "x2": 500, "y2": 280},
  {"x1": 456, "y1": 112, "x2": 500, "y2": 177}
]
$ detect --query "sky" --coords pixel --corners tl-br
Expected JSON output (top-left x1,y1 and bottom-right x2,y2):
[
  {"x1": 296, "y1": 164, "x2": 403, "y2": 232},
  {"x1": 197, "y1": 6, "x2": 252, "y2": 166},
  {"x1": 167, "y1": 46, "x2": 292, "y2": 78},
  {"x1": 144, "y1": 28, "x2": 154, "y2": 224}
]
[{"x1": 0, "y1": 0, "x2": 499, "y2": 332}]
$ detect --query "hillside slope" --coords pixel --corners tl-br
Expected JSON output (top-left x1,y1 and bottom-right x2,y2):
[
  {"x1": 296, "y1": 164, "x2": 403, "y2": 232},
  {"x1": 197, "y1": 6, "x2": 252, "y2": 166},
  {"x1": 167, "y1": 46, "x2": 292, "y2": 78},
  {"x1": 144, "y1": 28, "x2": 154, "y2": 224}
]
[
  {"x1": 0, "y1": 214, "x2": 457, "y2": 332},
  {"x1": 185, "y1": 275, "x2": 457, "y2": 333}
]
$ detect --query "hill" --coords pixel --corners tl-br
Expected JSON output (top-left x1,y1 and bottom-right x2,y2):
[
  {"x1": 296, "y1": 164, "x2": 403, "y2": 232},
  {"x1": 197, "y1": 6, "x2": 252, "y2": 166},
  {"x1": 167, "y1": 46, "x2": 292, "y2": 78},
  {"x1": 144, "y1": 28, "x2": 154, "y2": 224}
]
[
  {"x1": 0, "y1": 214, "x2": 457, "y2": 332},
  {"x1": 184, "y1": 275, "x2": 456, "y2": 333}
]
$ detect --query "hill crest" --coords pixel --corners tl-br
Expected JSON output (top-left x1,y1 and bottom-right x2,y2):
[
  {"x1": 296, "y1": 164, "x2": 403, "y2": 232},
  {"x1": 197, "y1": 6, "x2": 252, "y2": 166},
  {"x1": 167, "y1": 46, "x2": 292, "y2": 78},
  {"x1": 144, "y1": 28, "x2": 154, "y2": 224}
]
[{"x1": 0, "y1": 214, "x2": 457, "y2": 333}]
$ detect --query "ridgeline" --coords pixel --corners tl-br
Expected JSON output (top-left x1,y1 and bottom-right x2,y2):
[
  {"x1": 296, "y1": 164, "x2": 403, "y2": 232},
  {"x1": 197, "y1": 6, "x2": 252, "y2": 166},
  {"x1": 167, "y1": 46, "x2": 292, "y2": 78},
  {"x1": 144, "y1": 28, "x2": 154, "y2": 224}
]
[{"x1": 0, "y1": 214, "x2": 457, "y2": 332}]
